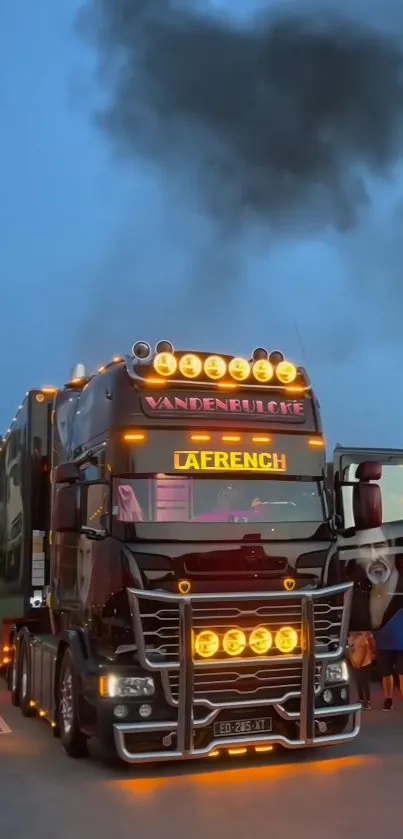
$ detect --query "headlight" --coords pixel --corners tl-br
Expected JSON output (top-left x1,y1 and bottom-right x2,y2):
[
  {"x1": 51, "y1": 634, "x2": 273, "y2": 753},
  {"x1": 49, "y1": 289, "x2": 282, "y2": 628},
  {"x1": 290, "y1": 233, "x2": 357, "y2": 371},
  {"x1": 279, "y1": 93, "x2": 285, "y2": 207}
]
[
  {"x1": 325, "y1": 661, "x2": 348, "y2": 684},
  {"x1": 100, "y1": 675, "x2": 155, "y2": 698}
]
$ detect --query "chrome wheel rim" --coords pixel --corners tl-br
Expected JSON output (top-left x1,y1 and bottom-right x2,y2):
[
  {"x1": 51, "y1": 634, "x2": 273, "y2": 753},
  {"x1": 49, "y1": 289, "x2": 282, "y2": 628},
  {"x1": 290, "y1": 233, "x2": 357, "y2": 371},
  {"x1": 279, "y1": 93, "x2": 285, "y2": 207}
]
[
  {"x1": 60, "y1": 669, "x2": 74, "y2": 735},
  {"x1": 11, "y1": 651, "x2": 18, "y2": 692},
  {"x1": 21, "y1": 652, "x2": 28, "y2": 698}
]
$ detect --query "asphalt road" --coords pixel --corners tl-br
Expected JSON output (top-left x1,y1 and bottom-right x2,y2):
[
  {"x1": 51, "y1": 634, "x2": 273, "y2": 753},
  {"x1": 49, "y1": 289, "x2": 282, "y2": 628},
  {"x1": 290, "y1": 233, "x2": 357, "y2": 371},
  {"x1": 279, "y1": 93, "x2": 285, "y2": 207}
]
[{"x1": 1, "y1": 683, "x2": 402, "y2": 839}]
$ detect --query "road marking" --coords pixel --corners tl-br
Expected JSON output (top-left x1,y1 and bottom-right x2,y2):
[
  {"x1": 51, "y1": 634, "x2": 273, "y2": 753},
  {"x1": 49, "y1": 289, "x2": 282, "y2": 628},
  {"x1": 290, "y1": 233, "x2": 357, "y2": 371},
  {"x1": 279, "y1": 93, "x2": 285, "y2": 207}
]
[{"x1": 0, "y1": 715, "x2": 11, "y2": 734}]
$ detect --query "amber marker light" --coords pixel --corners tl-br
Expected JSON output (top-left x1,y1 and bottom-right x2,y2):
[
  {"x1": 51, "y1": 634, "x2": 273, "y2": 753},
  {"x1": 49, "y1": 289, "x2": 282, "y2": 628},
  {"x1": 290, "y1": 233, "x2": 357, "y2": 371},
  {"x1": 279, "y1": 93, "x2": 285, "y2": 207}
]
[
  {"x1": 178, "y1": 580, "x2": 191, "y2": 595},
  {"x1": 309, "y1": 438, "x2": 325, "y2": 448},
  {"x1": 123, "y1": 432, "x2": 146, "y2": 442},
  {"x1": 252, "y1": 436, "x2": 271, "y2": 444},
  {"x1": 191, "y1": 434, "x2": 211, "y2": 442},
  {"x1": 144, "y1": 377, "x2": 167, "y2": 385},
  {"x1": 222, "y1": 434, "x2": 241, "y2": 442}
]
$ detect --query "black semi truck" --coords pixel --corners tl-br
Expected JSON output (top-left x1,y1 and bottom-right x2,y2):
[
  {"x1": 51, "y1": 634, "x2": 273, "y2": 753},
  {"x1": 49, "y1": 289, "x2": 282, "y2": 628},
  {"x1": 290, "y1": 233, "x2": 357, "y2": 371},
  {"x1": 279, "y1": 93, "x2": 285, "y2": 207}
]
[{"x1": 1, "y1": 341, "x2": 385, "y2": 764}]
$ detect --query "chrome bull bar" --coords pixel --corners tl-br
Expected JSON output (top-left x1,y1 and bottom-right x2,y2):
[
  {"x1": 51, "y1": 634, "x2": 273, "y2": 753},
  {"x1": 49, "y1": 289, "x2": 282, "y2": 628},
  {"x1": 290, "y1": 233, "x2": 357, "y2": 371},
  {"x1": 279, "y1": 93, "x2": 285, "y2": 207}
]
[{"x1": 113, "y1": 583, "x2": 361, "y2": 763}]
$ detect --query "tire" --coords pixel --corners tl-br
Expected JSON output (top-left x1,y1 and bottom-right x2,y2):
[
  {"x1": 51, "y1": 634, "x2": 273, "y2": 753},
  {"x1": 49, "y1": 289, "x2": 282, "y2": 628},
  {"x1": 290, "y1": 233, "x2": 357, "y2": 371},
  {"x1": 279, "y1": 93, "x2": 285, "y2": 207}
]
[
  {"x1": 58, "y1": 648, "x2": 88, "y2": 759},
  {"x1": 19, "y1": 640, "x2": 36, "y2": 717}
]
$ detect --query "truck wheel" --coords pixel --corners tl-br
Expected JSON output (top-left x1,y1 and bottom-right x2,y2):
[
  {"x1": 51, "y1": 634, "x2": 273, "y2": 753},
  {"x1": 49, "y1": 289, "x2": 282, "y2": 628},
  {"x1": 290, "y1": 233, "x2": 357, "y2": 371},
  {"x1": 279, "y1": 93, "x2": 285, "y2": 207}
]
[
  {"x1": 19, "y1": 640, "x2": 35, "y2": 717},
  {"x1": 58, "y1": 648, "x2": 88, "y2": 759}
]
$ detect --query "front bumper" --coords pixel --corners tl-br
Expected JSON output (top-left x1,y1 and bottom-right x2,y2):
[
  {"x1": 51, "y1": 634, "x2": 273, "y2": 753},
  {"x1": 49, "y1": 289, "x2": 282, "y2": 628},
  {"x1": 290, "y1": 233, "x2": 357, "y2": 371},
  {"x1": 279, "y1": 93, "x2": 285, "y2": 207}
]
[
  {"x1": 113, "y1": 702, "x2": 361, "y2": 763},
  {"x1": 111, "y1": 582, "x2": 361, "y2": 764}
]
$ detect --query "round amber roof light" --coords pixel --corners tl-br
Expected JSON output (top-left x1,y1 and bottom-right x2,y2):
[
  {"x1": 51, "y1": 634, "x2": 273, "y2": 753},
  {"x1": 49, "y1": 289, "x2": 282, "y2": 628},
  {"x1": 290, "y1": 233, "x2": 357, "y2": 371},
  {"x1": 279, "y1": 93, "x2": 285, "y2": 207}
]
[
  {"x1": 252, "y1": 358, "x2": 274, "y2": 383},
  {"x1": 153, "y1": 352, "x2": 177, "y2": 377},
  {"x1": 179, "y1": 353, "x2": 203, "y2": 379},
  {"x1": 228, "y1": 357, "x2": 250, "y2": 382},
  {"x1": 276, "y1": 360, "x2": 297, "y2": 384},
  {"x1": 204, "y1": 355, "x2": 227, "y2": 380}
]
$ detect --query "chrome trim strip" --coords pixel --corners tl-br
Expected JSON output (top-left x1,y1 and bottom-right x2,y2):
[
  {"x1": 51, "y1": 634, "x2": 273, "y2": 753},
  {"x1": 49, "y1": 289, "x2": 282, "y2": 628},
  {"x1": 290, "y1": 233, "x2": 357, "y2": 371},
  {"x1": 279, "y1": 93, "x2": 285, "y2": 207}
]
[
  {"x1": 177, "y1": 598, "x2": 193, "y2": 755},
  {"x1": 129, "y1": 583, "x2": 351, "y2": 603},
  {"x1": 274, "y1": 702, "x2": 361, "y2": 721},
  {"x1": 300, "y1": 595, "x2": 315, "y2": 744},
  {"x1": 161, "y1": 664, "x2": 323, "y2": 708}
]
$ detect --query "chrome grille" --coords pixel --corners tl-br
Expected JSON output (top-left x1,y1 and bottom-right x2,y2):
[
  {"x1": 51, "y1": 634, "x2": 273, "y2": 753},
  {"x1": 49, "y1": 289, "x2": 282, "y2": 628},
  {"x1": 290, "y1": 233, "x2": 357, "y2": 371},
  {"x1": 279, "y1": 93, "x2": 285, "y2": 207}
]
[
  {"x1": 166, "y1": 661, "x2": 323, "y2": 705},
  {"x1": 314, "y1": 599, "x2": 343, "y2": 653},
  {"x1": 140, "y1": 595, "x2": 343, "y2": 663}
]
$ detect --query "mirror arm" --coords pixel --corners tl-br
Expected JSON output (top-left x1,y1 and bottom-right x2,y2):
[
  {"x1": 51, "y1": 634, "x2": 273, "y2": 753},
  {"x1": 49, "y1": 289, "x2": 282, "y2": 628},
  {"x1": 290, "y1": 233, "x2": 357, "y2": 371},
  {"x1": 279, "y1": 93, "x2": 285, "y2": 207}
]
[
  {"x1": 81, "y1": 526, "x2": 107, "y2": 540},
  {"x1": 340, "y1": 526, "x2": 356, "y2": 538}
]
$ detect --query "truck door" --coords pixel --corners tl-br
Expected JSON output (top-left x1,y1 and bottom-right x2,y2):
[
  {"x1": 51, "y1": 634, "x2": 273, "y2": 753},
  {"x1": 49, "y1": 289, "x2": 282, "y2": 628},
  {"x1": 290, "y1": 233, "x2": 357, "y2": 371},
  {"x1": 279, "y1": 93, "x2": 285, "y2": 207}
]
[{"x1": 333, "y1": 446, "x2": 403, "y2": 633}]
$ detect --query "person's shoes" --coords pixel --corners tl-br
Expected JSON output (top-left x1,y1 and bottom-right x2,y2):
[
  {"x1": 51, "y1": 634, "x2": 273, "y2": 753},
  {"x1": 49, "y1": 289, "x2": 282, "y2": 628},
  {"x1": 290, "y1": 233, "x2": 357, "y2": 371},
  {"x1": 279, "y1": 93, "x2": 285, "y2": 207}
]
[
  {"x1": 362, "y1": 701, "x2": 371, "y2": 710},
  {"x1": 383, "y1": 698, "x2": 393, "y2": 711}
]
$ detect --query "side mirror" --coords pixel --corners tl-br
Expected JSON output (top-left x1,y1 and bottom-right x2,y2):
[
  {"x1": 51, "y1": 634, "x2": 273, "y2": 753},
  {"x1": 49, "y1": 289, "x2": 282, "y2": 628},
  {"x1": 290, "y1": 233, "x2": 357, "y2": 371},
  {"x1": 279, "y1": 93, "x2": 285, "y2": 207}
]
[
  {"x1": 355, "y1": 461, "x2": 382, "y2": 481},
  {"x1": 353, "y1": 483, "x2": 382, "y2": 530},
  {"x1": 55, "y1": 462, "x2": 79, "y2": 484},
  {"x1": 53, "y1": 485, "x2": 79, "y2": 532}
]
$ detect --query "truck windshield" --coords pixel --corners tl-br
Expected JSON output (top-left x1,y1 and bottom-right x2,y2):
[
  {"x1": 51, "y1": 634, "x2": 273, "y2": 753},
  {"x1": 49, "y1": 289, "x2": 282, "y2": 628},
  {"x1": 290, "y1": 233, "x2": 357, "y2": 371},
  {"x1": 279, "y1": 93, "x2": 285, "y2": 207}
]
[
  {"x1": 112, "y1": 475, "x2": 325, "y2": 538},
  {"x1": 111, "y1": 428, "x2": 327, "y2": 540}
]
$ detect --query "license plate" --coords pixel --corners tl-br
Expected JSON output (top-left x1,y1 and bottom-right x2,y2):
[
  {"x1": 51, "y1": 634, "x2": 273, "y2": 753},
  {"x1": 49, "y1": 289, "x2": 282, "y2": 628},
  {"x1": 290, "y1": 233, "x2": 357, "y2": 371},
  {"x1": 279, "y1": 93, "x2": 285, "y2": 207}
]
[{"x1": 214, "y1": 717, "x2": 272, "y2": 737}]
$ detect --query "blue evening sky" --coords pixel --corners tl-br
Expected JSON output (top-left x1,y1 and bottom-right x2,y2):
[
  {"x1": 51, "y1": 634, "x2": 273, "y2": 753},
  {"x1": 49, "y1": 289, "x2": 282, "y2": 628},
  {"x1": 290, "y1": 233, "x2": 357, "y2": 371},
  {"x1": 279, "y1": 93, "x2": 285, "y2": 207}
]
[{"x1": 1, "y1": 1, "x2": 402, "y2": 452}]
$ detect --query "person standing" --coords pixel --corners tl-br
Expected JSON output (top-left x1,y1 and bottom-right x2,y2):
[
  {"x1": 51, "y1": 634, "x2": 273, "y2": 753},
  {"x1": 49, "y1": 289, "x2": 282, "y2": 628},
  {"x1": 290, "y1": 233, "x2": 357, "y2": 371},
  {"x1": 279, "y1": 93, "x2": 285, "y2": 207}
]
[
  {"x1": 348, "y1": 631, "x2": 373, "y2": 709},
  {"x1": 368, "y1": 554, "x2": 403, "y2": 711},
  {"x1": 348, "y1": 540, "x2": 403, "y2": 712}
]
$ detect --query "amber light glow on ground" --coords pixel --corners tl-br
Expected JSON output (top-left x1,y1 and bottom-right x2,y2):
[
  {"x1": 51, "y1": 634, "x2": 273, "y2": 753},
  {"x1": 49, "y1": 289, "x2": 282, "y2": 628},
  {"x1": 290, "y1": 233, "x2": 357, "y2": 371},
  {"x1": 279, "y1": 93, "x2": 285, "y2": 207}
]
[{"x1": 0, "y1": 684, "x2": 402, "y2": 839}]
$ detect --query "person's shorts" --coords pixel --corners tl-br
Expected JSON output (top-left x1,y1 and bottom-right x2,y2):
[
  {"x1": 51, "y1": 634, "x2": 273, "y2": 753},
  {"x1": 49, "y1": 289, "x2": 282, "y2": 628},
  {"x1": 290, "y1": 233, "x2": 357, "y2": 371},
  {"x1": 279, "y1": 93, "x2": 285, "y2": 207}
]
[{"x1": 376, "y1": 649, "x2": 403, "y2": 677}]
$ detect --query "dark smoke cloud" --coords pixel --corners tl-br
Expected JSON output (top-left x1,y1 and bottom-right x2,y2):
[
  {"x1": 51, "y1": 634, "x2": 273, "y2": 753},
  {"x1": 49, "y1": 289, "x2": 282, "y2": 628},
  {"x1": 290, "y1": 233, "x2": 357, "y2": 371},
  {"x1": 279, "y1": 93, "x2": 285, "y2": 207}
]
[{"x1": 80, "y1": 0, "x2": 403, "y2": 230}]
